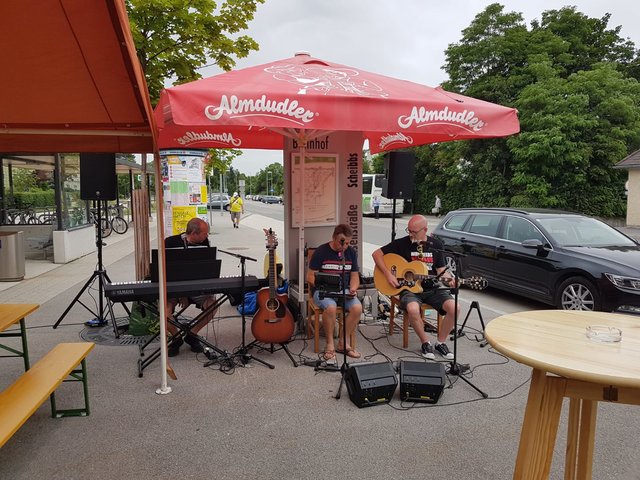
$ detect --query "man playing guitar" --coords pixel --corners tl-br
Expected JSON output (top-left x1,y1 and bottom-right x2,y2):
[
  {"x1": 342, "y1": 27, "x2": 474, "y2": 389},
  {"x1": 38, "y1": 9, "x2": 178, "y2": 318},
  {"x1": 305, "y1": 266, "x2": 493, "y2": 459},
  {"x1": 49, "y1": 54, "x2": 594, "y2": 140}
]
[{"x1": 372, "y1": 214, "x2": 457, "y2": 359}]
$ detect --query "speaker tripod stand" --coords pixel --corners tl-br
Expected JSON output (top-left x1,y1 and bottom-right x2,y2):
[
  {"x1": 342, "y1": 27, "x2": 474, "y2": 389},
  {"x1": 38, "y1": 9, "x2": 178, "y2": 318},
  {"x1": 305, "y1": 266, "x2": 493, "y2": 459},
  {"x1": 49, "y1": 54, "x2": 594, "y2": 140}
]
[{"x1": 53, "y1": 201, "x2": 129, "y2": 336}]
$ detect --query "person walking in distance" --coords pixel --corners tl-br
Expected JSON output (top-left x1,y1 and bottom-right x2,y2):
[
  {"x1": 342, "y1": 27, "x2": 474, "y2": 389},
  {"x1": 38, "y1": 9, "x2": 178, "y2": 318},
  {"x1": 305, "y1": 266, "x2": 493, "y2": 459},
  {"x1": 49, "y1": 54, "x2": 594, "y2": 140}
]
[
  {"x1": 372, "y1": 195, "x2": 381, "y2": 219},
  {"x1": 433, "y1": 195, "x2": 442, "y2": 217},
  {"x1": 229, "y1": 192, "x2": 244, "y2": 228}
]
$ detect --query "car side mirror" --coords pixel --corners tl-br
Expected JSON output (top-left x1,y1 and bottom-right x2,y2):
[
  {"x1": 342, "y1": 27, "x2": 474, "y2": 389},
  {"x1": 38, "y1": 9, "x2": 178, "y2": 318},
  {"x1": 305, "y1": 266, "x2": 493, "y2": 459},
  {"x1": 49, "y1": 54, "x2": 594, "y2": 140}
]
[{"x1": 521, "y1": 238, "x2": 549, "y2": 255}]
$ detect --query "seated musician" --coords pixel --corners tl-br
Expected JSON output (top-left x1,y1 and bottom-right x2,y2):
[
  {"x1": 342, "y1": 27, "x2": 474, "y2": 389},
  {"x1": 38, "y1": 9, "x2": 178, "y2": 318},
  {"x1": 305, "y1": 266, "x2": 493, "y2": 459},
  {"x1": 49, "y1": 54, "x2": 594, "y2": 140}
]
[
  {"x1": 165, "y1": 217, "x2": 216, "y2": 356},
  {"x1": 306, "y1": 224, "x2": 362, "y2": 361},
  {"x1": 372, "y1": 214, "x2": 457, "y2": 360}
]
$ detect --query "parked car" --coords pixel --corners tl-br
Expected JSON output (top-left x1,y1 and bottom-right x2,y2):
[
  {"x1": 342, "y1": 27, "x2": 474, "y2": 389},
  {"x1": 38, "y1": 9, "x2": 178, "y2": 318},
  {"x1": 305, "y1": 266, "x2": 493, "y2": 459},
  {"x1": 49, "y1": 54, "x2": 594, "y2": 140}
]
[
  {"x1": 207, "y1": 194, "x2": 230, "y2": 210},
  {"x1": 261, "y1": 195, "x2": 282, "y2": 204},
  {"x1": 431, "y1": 208, "x2": 640, "y2": 312}
]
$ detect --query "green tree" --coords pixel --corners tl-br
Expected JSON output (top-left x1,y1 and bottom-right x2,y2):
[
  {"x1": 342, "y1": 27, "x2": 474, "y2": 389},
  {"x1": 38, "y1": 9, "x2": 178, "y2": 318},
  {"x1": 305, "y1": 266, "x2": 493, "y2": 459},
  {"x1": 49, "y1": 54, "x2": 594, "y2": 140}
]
[
  {"x1": 426, "y1": 4, "x2": 640, "y2": 217},
  {"x1": 126, "y1": 0, "x2": 264, "y2": 103},
  {"x1": 204, "y1": 148, "x2": 240, "y2": 192}
]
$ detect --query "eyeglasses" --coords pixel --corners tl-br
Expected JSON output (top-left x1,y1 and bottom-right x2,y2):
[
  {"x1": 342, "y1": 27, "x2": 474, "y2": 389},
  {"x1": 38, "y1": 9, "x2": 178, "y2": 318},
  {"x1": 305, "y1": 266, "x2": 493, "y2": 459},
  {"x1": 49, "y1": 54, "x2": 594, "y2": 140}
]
[{"x1": 405, "y1": 226, "x2": 427, "y2": 235}]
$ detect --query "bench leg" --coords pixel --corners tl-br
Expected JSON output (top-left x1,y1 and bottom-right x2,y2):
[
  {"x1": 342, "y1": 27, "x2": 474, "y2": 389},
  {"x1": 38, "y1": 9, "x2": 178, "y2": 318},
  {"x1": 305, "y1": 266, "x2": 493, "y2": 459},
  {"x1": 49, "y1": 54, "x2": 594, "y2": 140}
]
[
  {"x1": 0, "y1": 318, "x2": 30, "y2": 371},
  {"x1": 50, "y1": 359, "x2": 90, "y2": 418},
  {"x1": 20, "y1": 318, "x2": 30, "y2": 370}
]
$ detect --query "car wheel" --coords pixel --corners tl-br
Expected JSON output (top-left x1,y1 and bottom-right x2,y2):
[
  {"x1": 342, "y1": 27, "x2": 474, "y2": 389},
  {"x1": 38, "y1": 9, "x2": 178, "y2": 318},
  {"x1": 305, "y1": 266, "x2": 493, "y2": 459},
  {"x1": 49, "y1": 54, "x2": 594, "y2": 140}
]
[
  {"x1": 556, "y1": 276, "x2": 600, "y2": 311},
  {"x1": 224, "y1": 205, "x2": 230, "y2": 211}
]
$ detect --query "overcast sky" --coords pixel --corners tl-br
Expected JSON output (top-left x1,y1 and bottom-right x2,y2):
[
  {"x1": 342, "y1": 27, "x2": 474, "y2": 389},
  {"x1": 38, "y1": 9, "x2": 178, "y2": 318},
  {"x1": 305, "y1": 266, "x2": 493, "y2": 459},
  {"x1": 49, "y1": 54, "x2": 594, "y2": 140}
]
[{"x1": 194, "y1": 0, "x2": 639, "y2": 175}]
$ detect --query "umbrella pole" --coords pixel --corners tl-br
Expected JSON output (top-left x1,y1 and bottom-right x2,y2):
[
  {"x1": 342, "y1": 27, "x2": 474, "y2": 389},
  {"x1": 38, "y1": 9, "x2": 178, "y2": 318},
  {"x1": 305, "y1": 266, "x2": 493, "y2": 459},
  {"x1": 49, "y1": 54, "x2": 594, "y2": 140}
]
[
  {"x1": 297, "y1": 139, "x2": 306, "y2": 332},
  {"x1": 154, "y1": 151, "x2": 172, "y2": 394}
]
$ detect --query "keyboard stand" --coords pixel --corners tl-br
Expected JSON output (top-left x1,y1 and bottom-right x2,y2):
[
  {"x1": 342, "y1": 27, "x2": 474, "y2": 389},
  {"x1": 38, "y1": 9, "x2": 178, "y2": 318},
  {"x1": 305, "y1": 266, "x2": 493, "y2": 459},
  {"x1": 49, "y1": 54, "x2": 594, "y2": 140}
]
[{"x1": 136, "y1": 295, "x2": 230, "y2": 377}]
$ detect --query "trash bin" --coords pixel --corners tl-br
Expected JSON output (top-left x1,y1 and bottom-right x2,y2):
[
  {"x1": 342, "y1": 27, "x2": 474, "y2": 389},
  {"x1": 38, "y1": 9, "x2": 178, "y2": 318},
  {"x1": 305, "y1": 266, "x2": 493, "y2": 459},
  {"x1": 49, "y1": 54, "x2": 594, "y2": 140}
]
[{"x1": 0, "y1": 231, "x2": 25, "y2": 281}]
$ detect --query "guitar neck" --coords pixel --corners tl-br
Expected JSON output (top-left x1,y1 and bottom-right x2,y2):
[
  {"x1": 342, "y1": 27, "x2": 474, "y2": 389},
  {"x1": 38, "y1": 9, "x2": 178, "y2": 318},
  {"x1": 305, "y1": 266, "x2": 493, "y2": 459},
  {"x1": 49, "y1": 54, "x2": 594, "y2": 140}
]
[{"x1": 268, "y1": 248, "x2": 276, "y2": 296}]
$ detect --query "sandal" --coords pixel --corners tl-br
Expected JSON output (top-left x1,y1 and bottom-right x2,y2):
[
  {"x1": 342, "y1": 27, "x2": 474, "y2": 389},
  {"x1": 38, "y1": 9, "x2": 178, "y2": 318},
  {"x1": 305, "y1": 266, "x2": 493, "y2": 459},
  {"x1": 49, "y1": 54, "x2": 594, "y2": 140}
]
[
  {"x1": 336, "y1": 347, "x2": 362, "y2": 359},
  {"x1": 322, "y1": 350, "x2": 336, "y2": 361}
]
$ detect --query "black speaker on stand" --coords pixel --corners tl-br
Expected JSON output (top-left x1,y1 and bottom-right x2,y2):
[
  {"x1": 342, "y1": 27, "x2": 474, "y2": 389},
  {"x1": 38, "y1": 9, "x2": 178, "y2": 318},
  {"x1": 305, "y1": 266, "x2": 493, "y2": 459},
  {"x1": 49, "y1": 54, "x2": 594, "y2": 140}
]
[
  {"x1": 382, "y1": 151, "x2": 416, "y2": 241},
  {"x1": 53, "y1": 153, "x2": 128, "y2": 334}
]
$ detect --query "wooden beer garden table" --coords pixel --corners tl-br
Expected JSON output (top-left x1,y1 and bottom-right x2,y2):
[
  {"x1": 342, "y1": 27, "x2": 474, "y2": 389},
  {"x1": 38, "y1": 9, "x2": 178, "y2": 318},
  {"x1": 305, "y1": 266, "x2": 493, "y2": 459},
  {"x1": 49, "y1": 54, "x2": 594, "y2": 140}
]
[
  {"x1": 485, "y1": 310, "x2": 640, "y2": 479},
  {"x1": 0, "y1": 304, "x2": 39, "y2": 371}
]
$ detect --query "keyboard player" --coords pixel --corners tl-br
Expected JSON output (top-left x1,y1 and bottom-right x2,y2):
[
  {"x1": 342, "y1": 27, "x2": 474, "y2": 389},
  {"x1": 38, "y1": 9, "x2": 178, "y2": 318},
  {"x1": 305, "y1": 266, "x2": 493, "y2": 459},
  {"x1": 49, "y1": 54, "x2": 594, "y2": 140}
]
[{"x1": 165, "y1": 218, "x2": 216, "y2": 356}]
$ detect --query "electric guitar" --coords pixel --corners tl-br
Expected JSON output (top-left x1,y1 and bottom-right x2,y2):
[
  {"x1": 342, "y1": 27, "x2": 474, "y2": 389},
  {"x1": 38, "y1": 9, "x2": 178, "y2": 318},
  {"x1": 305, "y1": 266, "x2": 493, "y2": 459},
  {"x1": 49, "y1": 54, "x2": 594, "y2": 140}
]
[
  {"x1": 374, "y1": 253, "x2": 488, "y2": 296},
  {"x1": 251, "y1": 229, "x2": 295, "y2": 344}
]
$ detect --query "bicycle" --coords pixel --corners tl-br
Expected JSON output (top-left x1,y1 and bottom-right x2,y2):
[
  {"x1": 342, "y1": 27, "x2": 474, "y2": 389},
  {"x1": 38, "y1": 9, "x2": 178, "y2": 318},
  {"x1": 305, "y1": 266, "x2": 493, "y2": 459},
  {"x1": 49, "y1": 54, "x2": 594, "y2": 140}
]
[
  {"x1": 89, "y1": 208, "x2": 112, "y2": 238},
  {"x1": 6, "y1": 205, "x2": 39, "y2": 224},
  {"x1": 37, "y1": 206, "x2": 57, "y2": 225},
  {"x1": 107, "y1": 204, "x2": 128, "y2": 235}
]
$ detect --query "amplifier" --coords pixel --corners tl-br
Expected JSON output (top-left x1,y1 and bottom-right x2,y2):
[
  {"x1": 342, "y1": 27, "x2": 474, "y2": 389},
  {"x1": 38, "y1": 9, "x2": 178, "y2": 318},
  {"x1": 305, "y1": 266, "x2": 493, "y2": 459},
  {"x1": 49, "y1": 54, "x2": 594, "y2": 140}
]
[
  {"x1": 399, "y1": 361, "x2": 445, "y2": 403},
  {"x1": 344, "y1": 362, "x2": 397, "y2": 408}
]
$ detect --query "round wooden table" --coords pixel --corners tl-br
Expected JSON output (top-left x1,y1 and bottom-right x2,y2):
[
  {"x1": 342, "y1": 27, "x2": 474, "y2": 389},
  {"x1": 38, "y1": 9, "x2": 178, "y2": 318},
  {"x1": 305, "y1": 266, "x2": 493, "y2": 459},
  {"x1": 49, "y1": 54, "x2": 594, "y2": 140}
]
[{"x1": 485, "y1": 310, "x2": 640, "y2": 480}]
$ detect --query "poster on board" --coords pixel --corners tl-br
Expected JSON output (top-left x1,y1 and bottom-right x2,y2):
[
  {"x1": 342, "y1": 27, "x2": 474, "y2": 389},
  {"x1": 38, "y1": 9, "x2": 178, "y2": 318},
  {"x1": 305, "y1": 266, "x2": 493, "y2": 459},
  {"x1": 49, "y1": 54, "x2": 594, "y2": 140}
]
[
  {"x1": 159, "y1": 149, "x2": 208, "y2": 236},
  {"x1": 291, "y1": 153, "x2": 338, "y2": 227}
]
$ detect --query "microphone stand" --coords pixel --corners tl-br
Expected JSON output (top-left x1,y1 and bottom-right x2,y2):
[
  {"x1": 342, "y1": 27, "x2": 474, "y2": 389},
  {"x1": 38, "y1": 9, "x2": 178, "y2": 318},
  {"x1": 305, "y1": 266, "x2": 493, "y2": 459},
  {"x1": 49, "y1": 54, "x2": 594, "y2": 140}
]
[
  {"x1": 391, "y1": 199, "x2": 397, "y2": 241},
  {"x1": 335, "y1": 238, "x2": 349, "y2": 400},
  {"x1": 218, "y1": 249, "x2": 274, "y2": 369},
  {"x1": 446, "y1": 253, "x2": 487, "y2": 398}
]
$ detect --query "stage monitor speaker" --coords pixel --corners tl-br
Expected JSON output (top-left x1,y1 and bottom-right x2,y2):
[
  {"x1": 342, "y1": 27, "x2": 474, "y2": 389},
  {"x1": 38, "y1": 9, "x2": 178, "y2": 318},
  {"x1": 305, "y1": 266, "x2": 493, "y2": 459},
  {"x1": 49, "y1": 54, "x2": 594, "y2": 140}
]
[
  {"x1": 344, "y1": 361, "x2": 397, "y2": 408},
  {"x1": 80, "y1": 153, "x2": 117, "y2": 200},
  {"x1": 381, "y1": 151, "x2": 415, "y2": 199},
  {"x1": 399, "y1": 360, "x2": 445, "y2": 403}
]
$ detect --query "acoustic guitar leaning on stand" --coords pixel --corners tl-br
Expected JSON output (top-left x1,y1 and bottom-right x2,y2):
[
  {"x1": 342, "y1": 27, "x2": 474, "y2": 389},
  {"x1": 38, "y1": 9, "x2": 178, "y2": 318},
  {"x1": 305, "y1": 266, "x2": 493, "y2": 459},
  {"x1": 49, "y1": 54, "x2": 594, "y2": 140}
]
[{"x1": 251, "y1": 229, "x2": 295, "y2": 344}]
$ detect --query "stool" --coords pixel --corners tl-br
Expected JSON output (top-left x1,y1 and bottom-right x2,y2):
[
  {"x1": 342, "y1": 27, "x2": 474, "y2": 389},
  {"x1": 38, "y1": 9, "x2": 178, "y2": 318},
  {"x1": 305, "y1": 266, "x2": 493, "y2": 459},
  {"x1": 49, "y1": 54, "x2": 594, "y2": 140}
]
[
  {"x1": 307, "y1": 297, "x2": 356, "y2": 353},
  {"x1": 389, "y1": 295, "x2": 443, "y2": 348}
]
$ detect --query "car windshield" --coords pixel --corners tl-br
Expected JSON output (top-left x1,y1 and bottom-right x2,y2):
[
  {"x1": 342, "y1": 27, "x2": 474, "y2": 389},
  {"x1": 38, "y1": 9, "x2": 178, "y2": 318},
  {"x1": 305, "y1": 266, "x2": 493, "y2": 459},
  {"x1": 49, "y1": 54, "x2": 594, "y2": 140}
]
[{"x1": 537, "y1": 217, "x2": 636, "y2": 247}]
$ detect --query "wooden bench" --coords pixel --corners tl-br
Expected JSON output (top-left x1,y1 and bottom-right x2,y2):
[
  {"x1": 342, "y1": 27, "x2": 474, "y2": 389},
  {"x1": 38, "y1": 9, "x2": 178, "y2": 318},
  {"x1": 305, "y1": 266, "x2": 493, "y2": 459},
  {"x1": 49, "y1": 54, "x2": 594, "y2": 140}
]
[{"x1": 0, "y1": 342, "x2": 95, "y2": 448}]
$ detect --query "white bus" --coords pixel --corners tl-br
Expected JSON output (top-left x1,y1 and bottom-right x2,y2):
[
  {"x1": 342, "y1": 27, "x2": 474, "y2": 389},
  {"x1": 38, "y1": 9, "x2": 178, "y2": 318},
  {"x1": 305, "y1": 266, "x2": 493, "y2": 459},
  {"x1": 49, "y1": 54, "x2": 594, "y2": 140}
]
[{"x1": 362, "y1": 173, "x2": 404, "y2": 216}]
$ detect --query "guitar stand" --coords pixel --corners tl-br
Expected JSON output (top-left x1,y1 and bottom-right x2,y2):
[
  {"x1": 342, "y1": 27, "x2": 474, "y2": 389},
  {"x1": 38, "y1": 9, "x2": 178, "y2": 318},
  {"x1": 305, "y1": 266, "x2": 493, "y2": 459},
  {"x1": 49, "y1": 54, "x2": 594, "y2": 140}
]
[
  {"x1": 451, "y1": 300, "x2": 487, "y2": 347},
  {"x1": 243, "y1": 340, "x2": 297, "y2": 368}
]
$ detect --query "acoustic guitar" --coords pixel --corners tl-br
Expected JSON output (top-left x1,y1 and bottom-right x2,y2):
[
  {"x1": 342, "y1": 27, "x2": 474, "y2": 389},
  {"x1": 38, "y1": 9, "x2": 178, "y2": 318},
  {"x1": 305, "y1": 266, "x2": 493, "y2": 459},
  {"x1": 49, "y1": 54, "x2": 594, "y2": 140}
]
[
  {"x1": 251, "y1": 229, "x2": 295, "y2": 344},
  {"x1": 374, "y1": 253, "x2": 488, "y2": 296}
]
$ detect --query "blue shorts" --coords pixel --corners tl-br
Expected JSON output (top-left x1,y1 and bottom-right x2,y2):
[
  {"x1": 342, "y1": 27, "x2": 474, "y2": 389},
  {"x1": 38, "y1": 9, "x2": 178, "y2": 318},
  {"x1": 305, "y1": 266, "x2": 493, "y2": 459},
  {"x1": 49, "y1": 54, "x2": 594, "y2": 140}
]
[{"x1": 313, "y1": 290, "x2": 361, "y2": 311}]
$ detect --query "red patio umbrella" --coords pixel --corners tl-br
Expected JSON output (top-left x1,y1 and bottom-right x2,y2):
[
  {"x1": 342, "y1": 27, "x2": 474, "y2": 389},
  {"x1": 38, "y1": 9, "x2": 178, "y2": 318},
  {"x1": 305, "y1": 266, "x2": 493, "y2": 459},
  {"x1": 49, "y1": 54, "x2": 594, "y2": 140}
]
[
  {"x1": 154, "y1": 52, "x2": 520, "y2": 381},
  {"x1": 154, "y1": 52, "x2": 519, "y2": 153}
]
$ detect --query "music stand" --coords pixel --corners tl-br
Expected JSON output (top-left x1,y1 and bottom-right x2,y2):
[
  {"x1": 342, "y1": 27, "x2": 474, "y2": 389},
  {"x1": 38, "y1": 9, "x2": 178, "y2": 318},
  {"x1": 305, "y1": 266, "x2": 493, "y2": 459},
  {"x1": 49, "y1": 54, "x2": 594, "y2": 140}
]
[
  {"x1": 53, "y1": 201, "x2": 129, "y2": 335},
  {"x1": 310, "y1": 272, "x2": 344, "y2": 372},
  {"x1": 216, "y1": 248, "x2": 274, "y2": 370}
]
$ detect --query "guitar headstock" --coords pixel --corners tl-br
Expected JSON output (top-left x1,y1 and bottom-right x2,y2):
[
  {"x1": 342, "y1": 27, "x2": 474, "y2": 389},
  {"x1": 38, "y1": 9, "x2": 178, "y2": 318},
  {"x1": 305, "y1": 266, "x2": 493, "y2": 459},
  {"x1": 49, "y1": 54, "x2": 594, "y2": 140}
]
[
  {"x1": 263, "y1": 228, "x2": 278, "y2": 250},
  {"x1": 464, "y1": 276, "x2": 488, "y2": 290}
]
